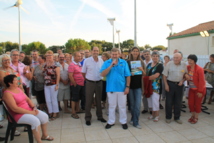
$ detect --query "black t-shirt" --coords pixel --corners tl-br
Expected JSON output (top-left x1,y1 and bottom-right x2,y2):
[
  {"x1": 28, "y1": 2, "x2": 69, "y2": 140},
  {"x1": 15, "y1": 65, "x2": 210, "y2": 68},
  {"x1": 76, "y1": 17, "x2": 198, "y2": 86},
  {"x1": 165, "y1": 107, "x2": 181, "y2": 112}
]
[
  {"x1": 147, "y1": 63, "x2": 163, "y2": 76},
  {"x1": 128, "y1": 61, "x2": 142, "y2": 89}
]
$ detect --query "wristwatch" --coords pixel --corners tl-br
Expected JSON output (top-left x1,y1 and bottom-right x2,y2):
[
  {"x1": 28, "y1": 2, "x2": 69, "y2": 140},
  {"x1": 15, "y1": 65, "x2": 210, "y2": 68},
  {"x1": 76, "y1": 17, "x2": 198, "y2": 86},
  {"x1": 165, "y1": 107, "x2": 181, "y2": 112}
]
[{"x1": 126, "y1": 86, "x2": 130, "y2": 88}]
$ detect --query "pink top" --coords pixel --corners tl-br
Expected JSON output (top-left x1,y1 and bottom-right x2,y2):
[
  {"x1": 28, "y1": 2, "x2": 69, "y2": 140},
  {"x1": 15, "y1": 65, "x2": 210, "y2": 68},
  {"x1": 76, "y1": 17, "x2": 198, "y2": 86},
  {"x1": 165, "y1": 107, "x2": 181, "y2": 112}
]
[
  {"x1": 4, "y1": 88, "x2": 33, "y2": 122},
  {"x1": 68, "y1": 62, "x2": 84, "y2": 86},
  {"x1": 10, "y1": 62, "x2": 30, "y2": 87}
]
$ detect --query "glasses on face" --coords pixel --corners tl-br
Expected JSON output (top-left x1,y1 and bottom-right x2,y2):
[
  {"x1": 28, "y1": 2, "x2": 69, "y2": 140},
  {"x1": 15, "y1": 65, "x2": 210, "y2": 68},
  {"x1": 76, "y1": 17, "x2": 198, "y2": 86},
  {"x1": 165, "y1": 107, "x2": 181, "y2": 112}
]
[
  {"x1": 12, "y1": 54, "x2": 19, "y2": 57},
  {"x1": 46, "y1": 55, "x2": 52, "y2": 57},
  {"x1": 3, "y1": 59, "x2": 10, "y2": 62}
]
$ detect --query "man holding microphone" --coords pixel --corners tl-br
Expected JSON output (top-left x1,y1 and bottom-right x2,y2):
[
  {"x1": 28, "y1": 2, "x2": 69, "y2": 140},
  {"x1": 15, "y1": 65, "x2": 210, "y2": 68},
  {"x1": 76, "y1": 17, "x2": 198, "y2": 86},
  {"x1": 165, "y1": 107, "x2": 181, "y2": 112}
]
[{"x1": 101, "y1": 48, "x2": 131, "y2": 130}]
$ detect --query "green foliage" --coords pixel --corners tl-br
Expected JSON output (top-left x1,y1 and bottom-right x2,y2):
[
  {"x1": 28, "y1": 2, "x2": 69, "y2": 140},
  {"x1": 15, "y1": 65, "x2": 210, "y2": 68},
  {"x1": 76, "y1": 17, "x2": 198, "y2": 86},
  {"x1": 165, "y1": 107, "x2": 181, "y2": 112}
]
[
  {"x1": 48, "y1": 45, "x2": 65, "y2": 53},
  {"x1": 144, "y1": 44, "x2": 152, "y2": 49},
  {"x1": 65, "y1": 39, "x2": 91, "y2": 53},
  {"x1": 22, "y1": 44, "x2": 28, "y2": 51},
  {"x1": 139, "y1": 46, "x2": 145, "y2": 51},
  {"x1": 0, "y1": 47, "x2": 3, "y2": 54},
  {"x1": 152, "y1": 45, "x2": 166, "y2": 51},
  {"x1": 0, "y1": 41, "x2": 19, "y2": 52},
  {"x1": 24, "y1": 41, "x2": 47, "y2": 55},
  {"x1": 121, "y1": 39, "x2": 134, "y2": 49}
]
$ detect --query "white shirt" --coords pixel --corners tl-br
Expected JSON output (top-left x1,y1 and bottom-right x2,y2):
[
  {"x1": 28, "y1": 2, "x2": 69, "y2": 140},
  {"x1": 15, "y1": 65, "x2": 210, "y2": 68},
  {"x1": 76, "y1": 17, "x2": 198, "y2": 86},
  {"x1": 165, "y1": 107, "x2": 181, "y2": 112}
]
[
  {"x1": 144, "y1": 59, "x2": 153, "y2": 67},
  {"x1": 59, "y1": 63, "x2": 69, "y2": 89},
  {"x1": 82, "y1": 56, "x2": 103, "y2": 81}
]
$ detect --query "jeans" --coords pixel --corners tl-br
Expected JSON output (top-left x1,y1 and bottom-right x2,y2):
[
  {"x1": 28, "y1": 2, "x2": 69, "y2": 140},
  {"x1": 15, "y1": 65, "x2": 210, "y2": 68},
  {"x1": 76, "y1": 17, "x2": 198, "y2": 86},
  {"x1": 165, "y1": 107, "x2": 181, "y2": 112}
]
[{"x1": 128, "y1": 88, "x2": 142, "y2": 126}]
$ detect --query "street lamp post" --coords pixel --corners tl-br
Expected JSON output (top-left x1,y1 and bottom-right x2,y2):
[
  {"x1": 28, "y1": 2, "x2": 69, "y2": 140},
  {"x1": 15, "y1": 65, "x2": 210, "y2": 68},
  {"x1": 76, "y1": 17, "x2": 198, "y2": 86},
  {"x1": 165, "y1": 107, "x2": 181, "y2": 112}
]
[
  {"x1": 107, "y1": 18, "x2": 116, "y2": 48},
  {"x1": 116, "y1": 30, "x2": 120, "y2": 49},
  {"x1": 134, "y1": 0, "x2": 137, "y2": 46},
  {"x1": 18, "y1": 5, "x2": 22, "y2": 51},
  {"x1": 167, "y1": 23, "x2": 173, "y2": 55},
  {"x1": 200, "y1": 31, "x2": 210, "y2": 55}
]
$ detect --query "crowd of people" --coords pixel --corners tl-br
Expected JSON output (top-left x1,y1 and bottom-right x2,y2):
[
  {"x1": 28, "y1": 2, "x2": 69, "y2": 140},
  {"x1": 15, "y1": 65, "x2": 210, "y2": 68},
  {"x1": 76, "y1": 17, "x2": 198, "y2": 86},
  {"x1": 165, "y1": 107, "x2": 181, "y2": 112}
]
[{"x1": 0, "y1": 47, "x2": 213, "y2": 142}]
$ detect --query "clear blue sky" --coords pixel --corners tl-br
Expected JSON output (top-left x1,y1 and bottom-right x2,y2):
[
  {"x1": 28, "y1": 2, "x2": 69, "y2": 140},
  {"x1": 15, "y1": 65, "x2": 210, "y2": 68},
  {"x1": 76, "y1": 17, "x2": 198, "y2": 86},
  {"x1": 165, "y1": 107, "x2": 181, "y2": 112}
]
[{"x1": 0, "y1": 0, "x2": 213, "y2": 48}]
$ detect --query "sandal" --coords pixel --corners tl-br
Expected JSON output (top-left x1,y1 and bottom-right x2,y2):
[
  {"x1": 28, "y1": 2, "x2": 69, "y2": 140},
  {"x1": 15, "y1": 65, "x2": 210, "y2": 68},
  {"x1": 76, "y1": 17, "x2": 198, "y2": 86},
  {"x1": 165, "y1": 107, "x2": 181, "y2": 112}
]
[
  {"x1": 153, "y1": 116, "x2": 160, "y2": 122},
  {"x1": 190, "y1": 118, "x2": 198, "y2": 124},
  {"x1": 76, "y1": 109, "x2": 85, "y2": 114},
  {"x1": 148, "y1": 115, "x2": 154, "y2": 120},
  {"x1": 41, "y1": 135, "x2": 54, "y2": 141},
  {"x1": 188, "y1": 116, "x2": 194, "y2": 122},
  {"x1": 71, "y1": 114, "x2": 79, "y2": 119}
]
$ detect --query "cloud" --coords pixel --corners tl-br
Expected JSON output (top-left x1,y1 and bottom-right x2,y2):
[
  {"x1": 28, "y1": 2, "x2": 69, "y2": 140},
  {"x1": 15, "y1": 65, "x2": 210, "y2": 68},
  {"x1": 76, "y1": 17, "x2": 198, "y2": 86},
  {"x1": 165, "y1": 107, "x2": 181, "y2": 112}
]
[
  {"x1": 69, "y1": 0, "x2": 87, "y2": 31},
  {"x1": 34, "y1": 0, "x2": 64, "y2": 29},
  {"x1": 81, "y1": 0, "x2": 118, "y2": 18}
]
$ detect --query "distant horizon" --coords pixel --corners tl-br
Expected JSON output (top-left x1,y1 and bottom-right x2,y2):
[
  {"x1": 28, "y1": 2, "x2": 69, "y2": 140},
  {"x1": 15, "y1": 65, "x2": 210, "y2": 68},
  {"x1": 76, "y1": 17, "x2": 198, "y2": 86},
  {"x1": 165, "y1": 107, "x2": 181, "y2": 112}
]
[{"x1": 0, "y1": 0, "x2": 213, "y2": 48}]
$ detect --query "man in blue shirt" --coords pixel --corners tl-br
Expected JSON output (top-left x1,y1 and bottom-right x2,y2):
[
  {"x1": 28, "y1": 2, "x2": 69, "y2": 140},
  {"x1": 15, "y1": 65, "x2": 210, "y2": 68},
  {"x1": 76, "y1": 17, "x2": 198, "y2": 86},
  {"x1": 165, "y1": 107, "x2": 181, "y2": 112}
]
[{"x1": 100, "y1": 48, "x2": 131, "y2": 130}]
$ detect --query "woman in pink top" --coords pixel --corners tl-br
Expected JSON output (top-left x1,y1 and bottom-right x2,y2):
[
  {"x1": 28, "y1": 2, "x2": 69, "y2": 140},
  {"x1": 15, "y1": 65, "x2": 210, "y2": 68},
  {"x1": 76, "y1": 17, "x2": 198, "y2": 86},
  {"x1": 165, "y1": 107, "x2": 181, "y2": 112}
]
[{"x1": 3, "y1": 75, "x2": 54, "y2": 142}]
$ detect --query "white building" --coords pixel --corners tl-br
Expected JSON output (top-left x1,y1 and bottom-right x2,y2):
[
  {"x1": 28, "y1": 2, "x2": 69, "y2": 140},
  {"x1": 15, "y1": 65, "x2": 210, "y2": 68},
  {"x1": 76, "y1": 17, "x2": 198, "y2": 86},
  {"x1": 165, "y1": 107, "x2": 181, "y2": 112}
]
[{"x1": 167, "y1": 21, "x2": 214, "y2": 56}]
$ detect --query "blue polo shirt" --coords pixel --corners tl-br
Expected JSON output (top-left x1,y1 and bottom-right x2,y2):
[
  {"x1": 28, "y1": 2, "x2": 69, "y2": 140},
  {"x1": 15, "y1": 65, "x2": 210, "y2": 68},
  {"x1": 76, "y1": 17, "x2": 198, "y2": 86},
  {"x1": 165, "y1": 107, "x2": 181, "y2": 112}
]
[{"x1": 100, "y1": 58, "x2": 131, "y2": 92}]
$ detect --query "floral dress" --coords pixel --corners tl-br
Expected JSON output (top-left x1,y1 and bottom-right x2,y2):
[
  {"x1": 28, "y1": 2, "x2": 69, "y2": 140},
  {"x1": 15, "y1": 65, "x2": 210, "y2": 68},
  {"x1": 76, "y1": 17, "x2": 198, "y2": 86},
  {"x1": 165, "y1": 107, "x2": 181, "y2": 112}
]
[
  {"x1": 43, "y1": 63, "x2": 59, "y2": 86},
  {"x1": 146, "y1": 63, "x2": 163, "y2": 93}
]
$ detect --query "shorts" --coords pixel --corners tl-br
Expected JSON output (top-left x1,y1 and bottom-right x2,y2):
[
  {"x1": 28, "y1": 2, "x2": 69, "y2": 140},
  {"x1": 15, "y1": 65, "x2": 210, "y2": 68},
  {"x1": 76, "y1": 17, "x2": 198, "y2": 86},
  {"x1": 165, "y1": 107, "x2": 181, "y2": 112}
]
[
  {"x1": 35, "y1": 90, "x2": 46, "y2": 104},
  {"x1": 57, "y1": 88, "x2": 70, "y2": 101},
  {"x1": 71, "y1": 85, "x2": 85, "y2": 102}
]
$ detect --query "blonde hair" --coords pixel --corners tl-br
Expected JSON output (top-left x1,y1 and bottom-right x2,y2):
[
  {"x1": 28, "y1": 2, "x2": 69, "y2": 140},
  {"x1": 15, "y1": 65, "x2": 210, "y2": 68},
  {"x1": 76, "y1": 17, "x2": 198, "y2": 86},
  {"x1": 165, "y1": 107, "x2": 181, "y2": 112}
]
[
  {"x1": 45, "y1": 50, "x2": 54, "y2": 55},
  {"x1": 102, "y1": 52, "x2": 110, "y2": 59},
  {"x1": 0, "y1": 54, "x2": 11, "y2": 67},
  {"x1": 65, "y1": 53, "x2": 70, "y2": 58},
  {"x1": 111, "y1": 48, "x2": 121, "y2": 54}
]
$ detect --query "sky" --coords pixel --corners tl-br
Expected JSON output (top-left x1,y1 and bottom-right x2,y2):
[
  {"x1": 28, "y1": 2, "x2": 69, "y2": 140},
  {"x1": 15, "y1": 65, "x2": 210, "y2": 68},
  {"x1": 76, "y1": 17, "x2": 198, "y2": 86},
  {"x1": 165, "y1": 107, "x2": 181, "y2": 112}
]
[{"x1": 0, "y1": 0, "x2": 214, "y2": 48}]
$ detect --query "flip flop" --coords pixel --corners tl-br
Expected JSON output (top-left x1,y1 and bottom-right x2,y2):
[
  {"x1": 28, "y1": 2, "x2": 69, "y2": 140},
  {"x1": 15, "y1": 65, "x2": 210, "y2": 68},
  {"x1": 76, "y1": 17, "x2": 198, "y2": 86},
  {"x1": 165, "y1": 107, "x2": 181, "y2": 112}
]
[
  {"x1": 71, "y1": 114, "x2": 79, "y2": 119},
  {"x1": 76, "y1": 110, "x2": 85, "y2": 114},
  {"x1": 41, "y1": 135, "x2": 54, "y2": 141}
]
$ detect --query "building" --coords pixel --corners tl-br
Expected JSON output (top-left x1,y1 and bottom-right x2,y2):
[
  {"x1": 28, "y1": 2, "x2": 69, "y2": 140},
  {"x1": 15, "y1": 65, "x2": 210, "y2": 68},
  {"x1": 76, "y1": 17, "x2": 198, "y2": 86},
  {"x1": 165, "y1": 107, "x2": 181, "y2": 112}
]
[{"x1": 167, "y1": 21, "x2": 214, "y2": 55}]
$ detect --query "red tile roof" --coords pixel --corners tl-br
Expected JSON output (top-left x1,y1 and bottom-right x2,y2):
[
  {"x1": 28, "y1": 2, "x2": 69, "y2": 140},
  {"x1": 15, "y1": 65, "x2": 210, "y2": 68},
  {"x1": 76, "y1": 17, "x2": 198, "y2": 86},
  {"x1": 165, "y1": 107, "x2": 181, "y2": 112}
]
[{"x1": 169, "y1": 20, "x2": 214, "y2": 37}]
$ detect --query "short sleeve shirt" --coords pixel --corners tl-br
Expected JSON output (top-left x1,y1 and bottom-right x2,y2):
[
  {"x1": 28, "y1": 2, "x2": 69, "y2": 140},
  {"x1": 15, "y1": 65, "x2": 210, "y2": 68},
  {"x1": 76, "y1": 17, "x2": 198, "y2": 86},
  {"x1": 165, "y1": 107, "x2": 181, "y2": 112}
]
[
  {"x1": 82, "y1": 57, "x2": 103, "y2": 81},
  {"x1": 43, "y1": 63, "x2": 60, "y2": 86},
  {"x1": 147, "y1": 63, "x2": 163, "y2": 91},
  {"x1": 59, "y1": 63, "x2": 70, "y2": 89},
  {"x1": 10, "y1": 62, "x2": 29, "y2": 87},
  {"x1": 68, "y1": 62, "x2": 84, "y2": 86},
  {"x1": 100, "y1": 58, "x2": 131, "y2": 92},
  {"x1": 162, "y1": 61, "x2": 187, "y2": 82}
]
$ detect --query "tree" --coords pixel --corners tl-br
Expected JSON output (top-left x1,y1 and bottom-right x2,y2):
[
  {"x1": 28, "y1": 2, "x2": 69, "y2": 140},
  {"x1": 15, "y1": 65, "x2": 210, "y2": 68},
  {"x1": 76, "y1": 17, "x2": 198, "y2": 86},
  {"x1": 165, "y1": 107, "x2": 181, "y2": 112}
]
[
  {"x1": 0, "y1": 41, "x2": 19, "y2": 52},
  {"x1": 0, "y1": 47, "x2": 3, "y2": 54},
  {"x1": 65, "y1": 39, "x2": 91, "y2": 53},
  {"x1": 48, "y1": 45, "x2": 65, "y2": 53},
  {"x1": 22, "y1": 44, "x2": 28, "y2": 51},
  {"x1": 139, "y1": 46, "x2": 145, "y2": 51},
  {"x1": 152, "y1": 45, "x2": 166, "y2": 51},
  {"x1": 121, "y1": 39, "x2": 134, "y2": 49},
  {"x1": 24, "y1": 41, "x2": 47, "y2": 55},
  {"x1": 144, "y1": 44, "x2": 152, "y2": 49}
]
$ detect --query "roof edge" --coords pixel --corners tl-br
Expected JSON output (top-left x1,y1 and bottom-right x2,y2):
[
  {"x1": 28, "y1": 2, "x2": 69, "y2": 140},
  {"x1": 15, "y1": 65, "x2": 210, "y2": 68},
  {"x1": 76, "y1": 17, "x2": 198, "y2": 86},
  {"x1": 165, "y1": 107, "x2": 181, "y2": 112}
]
[{"x1": 167, "y1": 29, "x2": 214, "y2": 40}]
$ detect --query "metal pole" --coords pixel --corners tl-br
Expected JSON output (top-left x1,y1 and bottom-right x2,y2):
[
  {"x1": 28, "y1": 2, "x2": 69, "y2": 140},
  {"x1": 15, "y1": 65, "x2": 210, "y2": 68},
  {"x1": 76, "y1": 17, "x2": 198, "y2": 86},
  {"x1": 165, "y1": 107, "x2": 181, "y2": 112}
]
[
  {"x1": 134, "y1": 0, "x2": 137, "y2": 46},
  {"x1": 113, "y1": 22, "x2": 115, "y2": 48},
  {"x1": 118, "y1": 31, "x2": 120, "y2": 49},
  {"x1": 18, "y1": 6, "x2": 22, "y2": 51}
]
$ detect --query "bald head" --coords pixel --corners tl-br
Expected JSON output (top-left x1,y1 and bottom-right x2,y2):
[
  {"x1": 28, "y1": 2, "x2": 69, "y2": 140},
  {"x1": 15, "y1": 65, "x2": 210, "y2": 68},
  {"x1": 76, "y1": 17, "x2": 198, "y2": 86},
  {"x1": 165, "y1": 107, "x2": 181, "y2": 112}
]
[{"x1": 173, "y1": 53, "x2": 182, "y2": 64}]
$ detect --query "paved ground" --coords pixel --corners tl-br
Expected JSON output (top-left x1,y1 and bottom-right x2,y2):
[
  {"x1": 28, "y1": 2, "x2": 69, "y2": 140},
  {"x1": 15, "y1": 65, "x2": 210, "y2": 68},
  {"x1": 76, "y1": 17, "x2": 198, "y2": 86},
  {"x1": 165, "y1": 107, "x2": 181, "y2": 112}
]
[{"x1": 0, "y1": 97, "x2": 214, "y2": 143}]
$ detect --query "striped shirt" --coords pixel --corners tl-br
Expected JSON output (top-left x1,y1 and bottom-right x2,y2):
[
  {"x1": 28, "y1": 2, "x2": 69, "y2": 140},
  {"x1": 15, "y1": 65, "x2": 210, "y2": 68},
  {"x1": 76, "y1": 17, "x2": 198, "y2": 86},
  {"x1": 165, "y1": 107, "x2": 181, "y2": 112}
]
[{"x1": 68, "y1": 61, "x2": 84, "y2": 86}]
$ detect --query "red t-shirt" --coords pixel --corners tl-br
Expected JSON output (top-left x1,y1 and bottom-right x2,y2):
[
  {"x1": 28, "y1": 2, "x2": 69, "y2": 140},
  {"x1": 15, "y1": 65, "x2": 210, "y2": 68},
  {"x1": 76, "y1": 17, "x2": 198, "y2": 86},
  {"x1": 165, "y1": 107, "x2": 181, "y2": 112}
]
[{"x1": 68, "y1": 62, "x2": 84, "y2": 86}]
